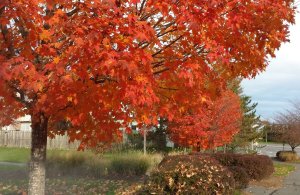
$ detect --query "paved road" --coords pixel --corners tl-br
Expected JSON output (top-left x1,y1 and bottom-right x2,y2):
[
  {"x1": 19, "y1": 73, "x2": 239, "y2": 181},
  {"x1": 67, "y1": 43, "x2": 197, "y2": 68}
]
[
  {"x1": 0, "y1": 161, "x2": 26, "y2": 166},
  {"x1": 257, "y1": 143, "x2": 300, "y2": 157}
]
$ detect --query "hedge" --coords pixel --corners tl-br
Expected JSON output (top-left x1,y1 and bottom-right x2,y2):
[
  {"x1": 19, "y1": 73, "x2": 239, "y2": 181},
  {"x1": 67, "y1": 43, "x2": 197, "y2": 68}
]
[{"x1": 139, "y1": 154, "x2": 235, "y2": 195}]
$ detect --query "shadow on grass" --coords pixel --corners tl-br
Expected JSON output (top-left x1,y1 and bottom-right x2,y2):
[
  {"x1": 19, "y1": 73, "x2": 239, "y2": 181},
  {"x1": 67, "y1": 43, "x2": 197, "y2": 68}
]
[{"x1": 0, "y1": 163, "x2": 145, "y2": 195}]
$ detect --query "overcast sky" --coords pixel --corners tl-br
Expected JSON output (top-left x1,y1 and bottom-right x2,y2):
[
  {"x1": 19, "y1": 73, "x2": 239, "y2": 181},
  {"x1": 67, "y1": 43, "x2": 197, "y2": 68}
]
[{"x1": 242, "y1": 7, "x2": 300, "y2": 121}]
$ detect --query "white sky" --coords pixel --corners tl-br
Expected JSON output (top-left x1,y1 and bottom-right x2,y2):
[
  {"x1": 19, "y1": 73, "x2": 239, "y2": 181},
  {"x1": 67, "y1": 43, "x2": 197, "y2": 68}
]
[{"x1": 242, "y1": 6, "x2": 300, "y2": 121}]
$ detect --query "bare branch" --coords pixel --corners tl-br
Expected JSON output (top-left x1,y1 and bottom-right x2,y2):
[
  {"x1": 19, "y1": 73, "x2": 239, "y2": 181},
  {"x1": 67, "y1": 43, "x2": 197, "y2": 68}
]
[
  {"x1": 152, "y1": 35, "x2": 183, "y2": 57},
  {"x1": 159, "y1": 86, "x2": 178, "y2": 91},
  {"x1": 139, "y1": 0, "x2": 147, "y2": 16},
  {"x1": 153, "y1": 67, "x2": 169, "y2": 75}
]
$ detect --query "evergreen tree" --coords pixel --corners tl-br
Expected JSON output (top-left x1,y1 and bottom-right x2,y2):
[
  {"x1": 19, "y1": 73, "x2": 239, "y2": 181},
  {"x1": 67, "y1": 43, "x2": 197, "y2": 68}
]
[
  {"x1": 148, "y1": 118, "x2": 168, "y2": 152},
  {"x1": 227, "y1": 80, "x2": 262, "y2": 151},
  {"x1": 127, "y1": 118, "x2": 169, "y2": 152}
]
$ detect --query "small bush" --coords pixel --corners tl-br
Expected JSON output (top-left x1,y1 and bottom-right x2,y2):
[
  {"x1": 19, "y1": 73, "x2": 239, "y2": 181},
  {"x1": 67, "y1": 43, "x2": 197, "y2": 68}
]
[
  {"x1": 46, "y1": 150, "x2": 162, "y2": 178},
  {"x1": 139, "y1": 154, "x2": 235, "y2": 195},
  {"x1": 213, "y1": 153, "x2": 274, "y2": 181},
  {"x1": 277, "y1": 151, "x2": 298, "y2": 161},
  {"x1": 46, "y1": 150, "x2": 87, "y2": 174},
  {"x1": 109, "y1": 156, "x2": 150, "y2": 176},
  {"x1": 229, "y1": 166, "x2": 250, "y2": 189},
  {"x1": 274, "y1": 163, "x2": 295, "y2": 176},
  {"x1": 46, "y1": 150, "x2": 109, "y2": 177},
  {"x1": 47, "y1": 151, "x2": 86, "y2": 167}
]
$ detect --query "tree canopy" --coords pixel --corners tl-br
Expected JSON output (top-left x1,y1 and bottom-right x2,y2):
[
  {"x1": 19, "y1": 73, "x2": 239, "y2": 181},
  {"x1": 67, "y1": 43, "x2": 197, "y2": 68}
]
[
  {"x1": 0, "y1": 0, "x2": 296, "y2": 148},
  {"x1": 274, "y1": 101, "x2": 300, "y2": 151},
  {"x1": 168, "y1": 90, "x2": 242, "y2": 150},
  {"x1": 1, "y1": 1, "x2": 296, "y2": 193}
]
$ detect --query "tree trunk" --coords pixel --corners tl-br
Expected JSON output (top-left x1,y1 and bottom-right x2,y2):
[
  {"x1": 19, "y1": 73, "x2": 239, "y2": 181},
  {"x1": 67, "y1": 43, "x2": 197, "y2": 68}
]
[
  {"x1": 223, "y1": 144, "x2": 227, "y2": 153},
  {"x1": 143, "y1": 128, "x2": 147, "y2": 155},
  {"x1": 28, "y1": 113, "x2": 48, "y2": 195},
  {"x1": 291, "y1": 146, "x2": 295, "y2": 152}
]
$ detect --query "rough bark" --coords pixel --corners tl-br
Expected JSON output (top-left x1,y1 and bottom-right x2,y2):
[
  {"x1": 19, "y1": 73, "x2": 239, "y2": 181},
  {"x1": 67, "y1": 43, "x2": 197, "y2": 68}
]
[
  {"x1": 143, "y1": 128, "x2": 147, "y2": 155},
  {"x1": 291, "y1": 146, "x2": 295, "y2": 152},
  {"x1": 28, "y1": 113, "x2": 48, "y2": 195}
]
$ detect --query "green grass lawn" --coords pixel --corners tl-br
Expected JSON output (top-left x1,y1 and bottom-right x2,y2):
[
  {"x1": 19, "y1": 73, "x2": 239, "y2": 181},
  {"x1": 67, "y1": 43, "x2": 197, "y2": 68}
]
[
  {"x1": 258, "y1": 141, "x2": 284, "y2": 145},
  {"x1": 273, "y1": 163, "x2": 295, "y2": 176},
  {"x1": 1, "y1": 147, "x2": 298, "y2": 194},
  {"x1": 0, "y1": 147, "x2": 30, "y2": 163},
  {"x1": 0, "y1": 147, "x2": 102, "y2": 163},
  {"x1": 0, "y1": 160, "x2": 143, "y2": 194},
  {"x1": 0, "y1": 147, "x2": 161, "y2": 194}
]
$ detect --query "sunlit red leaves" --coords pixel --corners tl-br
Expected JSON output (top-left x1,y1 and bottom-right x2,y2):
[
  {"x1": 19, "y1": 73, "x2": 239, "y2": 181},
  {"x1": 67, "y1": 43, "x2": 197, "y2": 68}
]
[
  {"x1": 168, "y1": 91, "x2": 242, "y2": 150},
  {"x1": 0, "y1": 0, "x2": 296, "y2": 148}
]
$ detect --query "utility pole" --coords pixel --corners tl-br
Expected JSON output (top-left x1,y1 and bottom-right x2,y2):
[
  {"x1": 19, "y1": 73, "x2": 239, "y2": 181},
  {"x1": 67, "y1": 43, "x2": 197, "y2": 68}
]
[{"x1": 266, "y1": 124, "x2": 270, "y2": 143}]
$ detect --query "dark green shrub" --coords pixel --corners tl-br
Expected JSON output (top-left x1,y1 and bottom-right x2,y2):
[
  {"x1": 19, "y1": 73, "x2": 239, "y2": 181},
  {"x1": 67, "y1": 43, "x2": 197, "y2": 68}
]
[
  {"x1": 277, "y1": 151, "x2": 298, "y2": 161},
  {"x1": 110, "y1": 157, "x2": 150, "y2": 176},
  {"x1": 127, "y1": 133, "x2": 144, "y2": 150},
  {"x1": 213, "y1": 153, "x2": 274, "y2": 180},
  {"x1": 139, "y1": 154, "x2": 235, "y2": 195},
  {"x1": 229, "y1": 166, "x2": 250, "y2": 189}
]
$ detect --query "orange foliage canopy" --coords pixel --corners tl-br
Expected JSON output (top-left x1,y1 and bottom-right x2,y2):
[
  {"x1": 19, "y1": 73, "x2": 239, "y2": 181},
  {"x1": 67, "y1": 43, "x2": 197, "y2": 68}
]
[
  {"x1": 0, "y1": 0, "x2": 296, "y2": 148},
  {"x1": 168, "y1": 90, "x2": 242, "y2": 150}
]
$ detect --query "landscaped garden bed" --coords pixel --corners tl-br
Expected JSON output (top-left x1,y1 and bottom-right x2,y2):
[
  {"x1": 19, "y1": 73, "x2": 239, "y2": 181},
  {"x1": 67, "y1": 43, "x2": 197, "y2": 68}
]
[{"x1": 1, "y1": 147, "x2": 296, "y2": 194}]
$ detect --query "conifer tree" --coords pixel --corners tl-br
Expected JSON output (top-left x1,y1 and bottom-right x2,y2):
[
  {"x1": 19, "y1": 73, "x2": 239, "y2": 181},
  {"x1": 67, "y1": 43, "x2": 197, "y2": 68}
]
[{"x1": 228, "y1": 80, "x2": 262, "y2": 151}]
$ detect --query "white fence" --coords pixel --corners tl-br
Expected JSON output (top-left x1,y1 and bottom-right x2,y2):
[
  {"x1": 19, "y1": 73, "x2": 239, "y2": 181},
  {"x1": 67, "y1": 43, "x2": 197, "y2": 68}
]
[{"x1": 0, "y1": 130, "x2": 80, "y2": 149}]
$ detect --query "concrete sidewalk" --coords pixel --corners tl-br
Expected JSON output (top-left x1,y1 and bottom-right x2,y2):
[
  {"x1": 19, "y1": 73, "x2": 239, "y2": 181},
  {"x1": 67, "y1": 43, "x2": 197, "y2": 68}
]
[
  {"x1": 0, "y1": 161, "x2": 26, "y2": 166},
  {"x1": 272, "y1": 163, "x2": 300, "y2": 195}
]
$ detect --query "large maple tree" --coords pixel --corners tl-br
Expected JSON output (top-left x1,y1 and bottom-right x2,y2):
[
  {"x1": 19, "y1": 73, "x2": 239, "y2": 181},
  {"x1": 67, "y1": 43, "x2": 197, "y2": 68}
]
[{"x1": 0, "y1": 0, "x2": 296, "y2": 194}]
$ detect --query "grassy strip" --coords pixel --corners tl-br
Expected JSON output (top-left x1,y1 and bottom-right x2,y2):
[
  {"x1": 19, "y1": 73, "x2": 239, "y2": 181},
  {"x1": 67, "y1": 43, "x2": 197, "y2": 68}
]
[
  {"x1": 234, "y1": 190, "x2": 243, "y2": 195},
  {"x1": 258, "y1": 141, "x2": 283, "y2": 144},
  {"x1": 273, "y1": 163, "x2": 295, "y2": 176},
  {"x1": 0, "y1": 147, "x2": 30, "y2": 163}
]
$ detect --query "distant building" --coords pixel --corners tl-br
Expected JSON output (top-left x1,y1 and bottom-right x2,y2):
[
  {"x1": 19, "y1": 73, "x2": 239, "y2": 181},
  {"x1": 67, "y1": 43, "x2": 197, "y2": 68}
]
[
  {"x1": 0, "y1": 116, "x2": 174, "y2": 147},
  {"x1": 1, "y1": 115, "x2": 31, "y2": 132}
]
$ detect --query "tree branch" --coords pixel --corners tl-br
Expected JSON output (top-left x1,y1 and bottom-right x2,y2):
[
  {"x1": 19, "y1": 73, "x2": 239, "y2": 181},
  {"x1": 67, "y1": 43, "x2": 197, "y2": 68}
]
[
  {"x1": 159, "y1": 86, "x2": 178, "y2": 91},
  {"x1": 152, "y1": 35, "x2": 183, "y2": 57},
  {"x1": 153, "y1": 67, "x2": 169, "y2": 75},
  {"x1": 139, "y1": 0, "x2": 147, "y2": 16}
]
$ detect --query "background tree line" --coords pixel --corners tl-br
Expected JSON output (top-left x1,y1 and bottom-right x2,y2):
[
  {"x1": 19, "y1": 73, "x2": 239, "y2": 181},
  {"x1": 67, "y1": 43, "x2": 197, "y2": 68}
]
[
  {"x1": 127, "y1": 79, "x2": 263, "y2": 153},
  {"x1": 264, "y1": 101, "x2": 300, "y2": 152}
]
